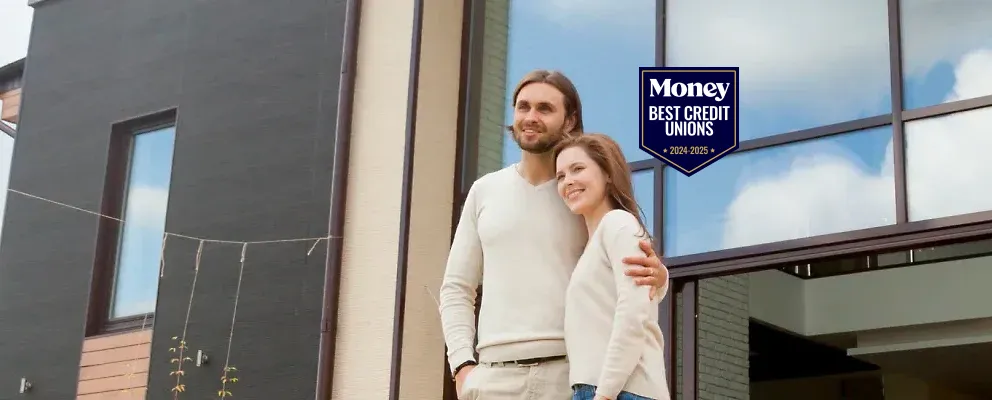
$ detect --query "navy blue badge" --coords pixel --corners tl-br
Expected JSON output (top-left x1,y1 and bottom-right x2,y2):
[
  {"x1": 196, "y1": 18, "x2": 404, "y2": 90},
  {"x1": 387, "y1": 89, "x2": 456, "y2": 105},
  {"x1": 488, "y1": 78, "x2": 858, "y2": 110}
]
[{"x1": 639, "y1": 67, "x2": 740, "y2": 176}]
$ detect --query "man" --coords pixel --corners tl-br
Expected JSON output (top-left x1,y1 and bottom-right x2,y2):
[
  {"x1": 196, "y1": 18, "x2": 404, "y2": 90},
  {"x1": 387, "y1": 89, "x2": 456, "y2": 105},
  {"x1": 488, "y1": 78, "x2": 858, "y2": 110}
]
[{"x1": 439, "y1": 69, "x2": 667, "y2": 400}]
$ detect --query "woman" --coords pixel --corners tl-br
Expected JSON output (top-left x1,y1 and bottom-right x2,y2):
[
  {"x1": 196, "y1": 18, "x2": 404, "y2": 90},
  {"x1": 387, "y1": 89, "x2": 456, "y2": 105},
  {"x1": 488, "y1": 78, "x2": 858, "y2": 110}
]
[{"x1": 553, "y1": 133, "x2": 670, "y2": 400}]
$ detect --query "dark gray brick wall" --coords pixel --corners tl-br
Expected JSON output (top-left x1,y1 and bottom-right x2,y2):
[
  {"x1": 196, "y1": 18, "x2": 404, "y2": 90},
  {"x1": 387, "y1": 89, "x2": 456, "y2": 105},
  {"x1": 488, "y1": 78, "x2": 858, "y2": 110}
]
[
  {"x1": 476, "y1": 0, "x2": 509, "y2": 176},
  {"x1": 698, "y1": 276, "x2": 750, "y2": 400},
  {"x1": 0, "y1": 0, "x2": 345, "y2": 398}
]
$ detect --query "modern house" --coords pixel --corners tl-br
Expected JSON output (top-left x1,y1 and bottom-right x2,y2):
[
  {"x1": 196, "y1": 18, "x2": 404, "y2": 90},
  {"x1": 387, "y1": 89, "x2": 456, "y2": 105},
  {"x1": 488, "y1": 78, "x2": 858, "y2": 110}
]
[{"x1": 1, "y1": 0, "x2": 991, "y2": 399}]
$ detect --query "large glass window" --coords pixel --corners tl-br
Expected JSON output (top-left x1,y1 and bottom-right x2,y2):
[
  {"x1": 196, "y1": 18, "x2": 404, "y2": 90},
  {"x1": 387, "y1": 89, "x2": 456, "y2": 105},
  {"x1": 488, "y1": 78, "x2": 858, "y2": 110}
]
[
  {"x1": 495, "y1": 0, "x2": 656, "y2": 166},
  {"x1": 901, "y1": 0, "x2": 992, "y2": 222},
  {"x1": 905, "y1": 106, "x2": 992, "y2": 221},
  {"x1": 900, "y1": 0, "x2": 992, "y2": 110},
  {"x1": 658, "y1": 0, "x2": 992, "y2": 262},
  {"x1": 666, "y1": 0, "x2": 891, "y2": 141},
  {"x1": 665, "y1": 126, "x2": 895, "y2": 257},
  {"x1": 462, "y1": 0, "x2": 992, "y2": 272},
  {"x1": 110, "y1": 126, "x2": 176, "y2": 319}
]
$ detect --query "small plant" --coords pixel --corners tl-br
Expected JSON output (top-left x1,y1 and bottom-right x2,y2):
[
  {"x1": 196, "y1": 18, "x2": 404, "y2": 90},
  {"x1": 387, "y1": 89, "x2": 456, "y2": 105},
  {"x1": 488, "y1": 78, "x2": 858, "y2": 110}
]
[
  {"x1": 169, "y1": 240, "x2": 204, "y2": 398},
  {"x1": 169, "y1": 335, "x2": 193, "y2": 396},
  {"x1": 217, "y1": 243, "x2": 248, "y2": 398},
  {"x1": 217, "y1": 366, "x2": 239, "y2": 398}
]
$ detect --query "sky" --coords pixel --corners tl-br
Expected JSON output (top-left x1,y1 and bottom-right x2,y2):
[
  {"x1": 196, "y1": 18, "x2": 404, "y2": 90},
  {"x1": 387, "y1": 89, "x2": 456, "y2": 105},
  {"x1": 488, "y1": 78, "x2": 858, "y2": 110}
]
[
  {"x1": 0, "y1": 0, "x2": 33, "y2": 245},
  {"x1": 499, "y1": 0, "x2": 992, "y2": 257}
]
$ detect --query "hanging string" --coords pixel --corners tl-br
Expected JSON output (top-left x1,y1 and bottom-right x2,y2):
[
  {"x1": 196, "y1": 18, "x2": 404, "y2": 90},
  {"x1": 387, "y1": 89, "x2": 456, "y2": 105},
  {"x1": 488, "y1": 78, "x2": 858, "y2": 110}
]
[
  {"x1": 5, "y1": 188, "x2": 337, "y2": 246},
  {"x1": 307, "y1": 238, "x2": 321, "y2": 256},
  {"x1": 1, "y1": 0, "x2": 340, "y2": 250},
  {"x1": 218, "y1": 243, "x2": 248, "y2": 398},
  {"x1": 424, "y1": 284, "x2": 442, "y2": 314},
  {"x1": 2, "y1": 1, "x2": 343, "y2": 397},
  {"x1": 172, "y1": 240, "x2": 203, "y2": 398}
]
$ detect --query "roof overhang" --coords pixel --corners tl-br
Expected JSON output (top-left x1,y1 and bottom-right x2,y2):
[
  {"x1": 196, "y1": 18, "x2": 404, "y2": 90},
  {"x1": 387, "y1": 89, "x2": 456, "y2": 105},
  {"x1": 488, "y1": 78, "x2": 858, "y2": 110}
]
[
  {"x1": 0, "y1": 58, "x2": 24, "y2": 93},
  {"x1": 0, "y1": 58, "x2": 25, "y2": 138}
]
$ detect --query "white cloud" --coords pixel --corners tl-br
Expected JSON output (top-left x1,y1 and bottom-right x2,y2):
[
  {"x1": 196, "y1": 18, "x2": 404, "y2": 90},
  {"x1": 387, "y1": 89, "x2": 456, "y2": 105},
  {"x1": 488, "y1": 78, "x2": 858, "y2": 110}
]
[
  {"x1": 942, "y1": 49, "x2": 992, "y2": 102},
  {"x1": 123, "y1": 185, "x2": 171, "y2": 229},
  {"x1": 904, "y1": 48, "x2": 992, "y2": 221},
  {"x1": 666, "y1": 0, "x2": 992, "y2": 124},
  {"x1": 535, "y1": 0, "x2": 655, "y2": 31},
  {"x1": 668, "y1": 0, "x2": 889, "y2": 124},
  {"x1": 723, "y1": 148, "x2": 896, "y2": 249},
  {"x1": 721, "y1": 49, "x2": 992, "y2": 249}
]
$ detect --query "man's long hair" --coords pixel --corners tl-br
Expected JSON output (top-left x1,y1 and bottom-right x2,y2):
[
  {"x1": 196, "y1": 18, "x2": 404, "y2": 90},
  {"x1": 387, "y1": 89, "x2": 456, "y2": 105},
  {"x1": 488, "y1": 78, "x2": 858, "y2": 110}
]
[{"x1": 505, "y1": 69, "x2": 585, "y2": 135}]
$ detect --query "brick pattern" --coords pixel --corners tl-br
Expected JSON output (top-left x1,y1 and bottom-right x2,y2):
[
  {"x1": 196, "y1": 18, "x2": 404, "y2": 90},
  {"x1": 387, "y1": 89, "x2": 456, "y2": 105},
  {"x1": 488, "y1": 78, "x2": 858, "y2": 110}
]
[
  {"x1": 697, "y1": 276, "x2": 750, "y2": 400},
  {"x1": 77, "y1": 330, "x2": 152, "y2": 399},
  {"x1": 476, "y1": 0, "x2": 510, "y2": 176}
]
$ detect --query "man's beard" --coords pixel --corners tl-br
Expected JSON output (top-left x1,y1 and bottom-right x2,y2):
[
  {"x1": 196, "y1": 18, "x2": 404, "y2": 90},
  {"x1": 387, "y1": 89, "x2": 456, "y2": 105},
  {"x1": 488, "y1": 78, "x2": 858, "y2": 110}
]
[{"x1": 512, "y1": 127, "x2": 564, "y2": 154}]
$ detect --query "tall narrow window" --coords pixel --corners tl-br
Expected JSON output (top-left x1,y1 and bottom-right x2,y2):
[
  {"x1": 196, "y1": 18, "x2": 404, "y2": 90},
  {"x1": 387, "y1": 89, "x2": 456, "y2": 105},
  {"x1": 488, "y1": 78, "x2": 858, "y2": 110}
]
[
  {"x1": 110, "y1": 126, "x2": 176, "y2": 319},
  {"x1": 89, "y1": 112, "x2": 176, "y2": 334}
]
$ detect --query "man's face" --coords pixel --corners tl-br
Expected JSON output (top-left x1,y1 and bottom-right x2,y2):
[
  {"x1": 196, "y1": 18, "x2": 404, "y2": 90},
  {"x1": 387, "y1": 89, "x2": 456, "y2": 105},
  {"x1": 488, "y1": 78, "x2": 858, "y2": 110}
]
[{"x1": 511, "y1": 82, "x2": 573, "y2": 154}]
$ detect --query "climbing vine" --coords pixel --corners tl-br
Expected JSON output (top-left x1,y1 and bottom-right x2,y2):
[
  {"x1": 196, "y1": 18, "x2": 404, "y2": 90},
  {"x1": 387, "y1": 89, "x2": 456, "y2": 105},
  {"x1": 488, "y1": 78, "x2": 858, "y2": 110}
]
[
  {"x1": 171, "y1": 240, "x2": 204, "y2": 398},
  {"x1": 169, "y1": 336, "x2": 193, "y2": 394},
  {"x1": 157, "y1": 237, "x2": 326, "y2": 397},
  {"x1": 216, "y1": 243, "x2": 248, "y2": 398}
]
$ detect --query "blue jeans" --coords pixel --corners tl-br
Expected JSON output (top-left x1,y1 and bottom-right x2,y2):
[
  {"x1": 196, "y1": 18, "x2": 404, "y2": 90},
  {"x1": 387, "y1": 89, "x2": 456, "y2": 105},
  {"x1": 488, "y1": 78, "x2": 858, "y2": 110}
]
[{"x1": 572, "y1": 384, "x2": 654, "y2": 400}]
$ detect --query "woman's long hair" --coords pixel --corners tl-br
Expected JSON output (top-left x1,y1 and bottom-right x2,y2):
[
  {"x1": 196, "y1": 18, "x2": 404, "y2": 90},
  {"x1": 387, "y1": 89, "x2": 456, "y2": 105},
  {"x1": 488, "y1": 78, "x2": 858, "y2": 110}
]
[{"x1": 552, "y1": 133, "x2": 652, "y2": 241}]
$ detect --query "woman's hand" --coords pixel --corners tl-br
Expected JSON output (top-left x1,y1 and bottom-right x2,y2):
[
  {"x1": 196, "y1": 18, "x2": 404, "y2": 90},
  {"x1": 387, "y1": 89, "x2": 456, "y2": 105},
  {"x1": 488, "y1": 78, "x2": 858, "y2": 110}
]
[
  {"x1": 622, "y1": 240, "x2": 668, "y2": 299},
  {"x1": 594, "y1": 395, "x2": 612, "y2": 400}
]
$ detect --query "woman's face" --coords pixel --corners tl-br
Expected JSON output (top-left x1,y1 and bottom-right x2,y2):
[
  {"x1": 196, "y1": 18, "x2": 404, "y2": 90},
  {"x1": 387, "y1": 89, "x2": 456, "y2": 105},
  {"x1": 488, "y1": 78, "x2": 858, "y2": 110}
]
[{"x1": 555, "y1": 146, "x2": 609, "y2": 216}]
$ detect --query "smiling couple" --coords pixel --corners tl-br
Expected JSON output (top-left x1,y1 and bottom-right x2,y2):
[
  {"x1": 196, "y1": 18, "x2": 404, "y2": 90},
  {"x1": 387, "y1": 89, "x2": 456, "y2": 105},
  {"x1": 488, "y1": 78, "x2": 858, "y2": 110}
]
[{"x1": 439, "y1": 69, "x2": 672, "y2": 400}]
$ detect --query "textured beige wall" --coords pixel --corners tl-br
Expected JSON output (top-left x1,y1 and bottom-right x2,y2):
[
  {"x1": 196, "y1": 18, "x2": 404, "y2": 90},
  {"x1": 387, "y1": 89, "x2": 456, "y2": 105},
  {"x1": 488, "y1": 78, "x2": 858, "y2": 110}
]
[
  {"x1": 332, "y1": 0, "x2": 463, "y2": 398},
  {"x1": 397, "y1": 0, "x2": 463, "y2": 398},
  {"x1": 332, "y1": 0, "x2": 414, "y2": 398}
]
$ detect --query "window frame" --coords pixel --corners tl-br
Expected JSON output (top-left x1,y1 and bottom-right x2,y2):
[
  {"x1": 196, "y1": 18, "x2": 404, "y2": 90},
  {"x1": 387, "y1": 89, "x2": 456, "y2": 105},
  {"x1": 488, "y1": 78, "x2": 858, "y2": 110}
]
[
  {"x1": 453, "y1": 0, "x2": 992, "y2": 398},
  {"x1": 86, "y1": 109, "x2": 177, "y2": 336},
  {"x1": 653, "y1": 0, "x2": 992, "y2": 277}
]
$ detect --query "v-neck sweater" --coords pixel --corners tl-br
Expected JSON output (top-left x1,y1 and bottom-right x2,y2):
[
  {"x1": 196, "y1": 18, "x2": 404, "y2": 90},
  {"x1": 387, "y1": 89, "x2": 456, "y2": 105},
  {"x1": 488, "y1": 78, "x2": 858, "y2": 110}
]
[
  {"x1": 565, "y1": 209, "x2": 669, "y2": 400},
  {"x1": 439, "y1": 164, "x2": 587, "y2": 370}
]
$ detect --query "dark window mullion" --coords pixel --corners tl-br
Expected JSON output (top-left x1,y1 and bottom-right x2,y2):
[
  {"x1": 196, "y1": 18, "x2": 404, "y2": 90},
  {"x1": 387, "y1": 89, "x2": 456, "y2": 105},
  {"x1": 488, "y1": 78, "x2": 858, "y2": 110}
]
[
  {"x1": 889, "y1": 0, "x2": 909, "y2": 224},
  {"x1": 656, "y1": 0, "x2": 667, "y2": 255}
]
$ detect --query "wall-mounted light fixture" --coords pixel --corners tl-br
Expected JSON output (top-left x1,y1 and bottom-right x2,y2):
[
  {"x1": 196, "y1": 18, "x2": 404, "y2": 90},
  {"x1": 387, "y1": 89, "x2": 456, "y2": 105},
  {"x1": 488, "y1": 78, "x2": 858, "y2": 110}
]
[
  {"x1": 196, "y1": 350, "x2": 209, "y2": 367},
  {"x1": 19, "y1": 377, "x2": 32, "y2": 394}
]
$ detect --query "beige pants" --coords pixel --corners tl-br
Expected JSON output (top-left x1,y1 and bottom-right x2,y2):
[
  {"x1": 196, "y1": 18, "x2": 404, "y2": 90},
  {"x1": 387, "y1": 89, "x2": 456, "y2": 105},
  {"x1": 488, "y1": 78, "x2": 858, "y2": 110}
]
[{"x1": 459, "y1": 359, "x2": 572, "y2": 400}]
